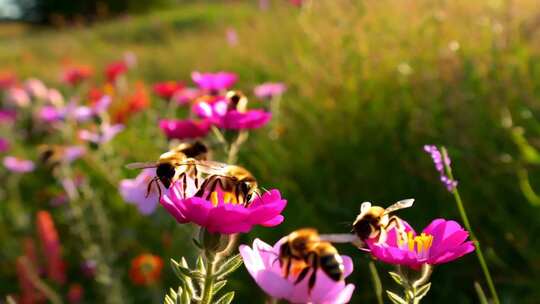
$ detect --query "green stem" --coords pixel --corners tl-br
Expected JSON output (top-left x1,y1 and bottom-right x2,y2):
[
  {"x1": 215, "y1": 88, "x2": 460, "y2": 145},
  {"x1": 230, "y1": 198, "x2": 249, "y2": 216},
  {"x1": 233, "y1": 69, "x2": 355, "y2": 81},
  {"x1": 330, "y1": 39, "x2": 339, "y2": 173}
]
[
  {"x1": 441, "y1": 148, "x2": 500, "y2": 304},
  {"x1": 200, "y1": 254, "x2": 217, "y2": 304},
  {"x1": 20, "y1": 257, "x2": 63, "y2": 304},
  {"x1": 227, "y1": 131, "x2": 248, "y2": 164},
  {"x1": 368, "y1": 261, "x2": 384, "y2": 304}
]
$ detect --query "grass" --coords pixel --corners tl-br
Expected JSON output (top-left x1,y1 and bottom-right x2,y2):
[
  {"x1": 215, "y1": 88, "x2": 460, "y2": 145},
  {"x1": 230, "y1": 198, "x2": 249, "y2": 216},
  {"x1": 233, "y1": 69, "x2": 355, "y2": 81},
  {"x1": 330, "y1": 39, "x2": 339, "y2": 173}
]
[{"x1": 2, "y1": 0, "x2": 540, "y2": 302}]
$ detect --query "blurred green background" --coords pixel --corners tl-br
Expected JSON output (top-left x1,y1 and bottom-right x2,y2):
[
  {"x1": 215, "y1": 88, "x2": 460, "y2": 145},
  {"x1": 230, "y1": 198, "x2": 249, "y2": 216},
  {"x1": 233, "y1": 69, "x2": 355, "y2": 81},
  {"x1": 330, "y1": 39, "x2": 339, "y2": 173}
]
[{"x1": 2, "y1": 0, "x2": 540, "y2": 303}]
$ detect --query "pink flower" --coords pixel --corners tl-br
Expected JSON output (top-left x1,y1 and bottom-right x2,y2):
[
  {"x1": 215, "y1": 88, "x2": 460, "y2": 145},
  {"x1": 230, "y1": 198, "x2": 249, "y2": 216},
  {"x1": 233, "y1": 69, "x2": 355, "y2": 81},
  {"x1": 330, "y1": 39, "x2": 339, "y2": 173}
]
[
  {"x1": 79, "y1": 123, "x2": 124, "y2": 144},
  {"x1": 160, "y1": 181, "x2": 287, "y2": 234},
  {"x1": 24, "y1": 78, "x2": 48, "y2": 100},
  {"x1": 239, "y1": 239, "x2": 355, "y2": 304},
  {"x1": 0, "y1": 138, "x2": 9, "y2": 152},
  {"x1": 159, "y1": 119, "x2": 211, "y2": 140},
  {"x1": 367, "y1": 218, "x2": 475, "y2": 269},
  {"x1": 254, "y1": 82, "x2": 287, "y2": 100},
  {"x1": 119, "y1": 168, "x2": 162, "y2": 215},
  {"x1": 3, "y1": 156, "x2": 35, "y2": 173},
  {"x1": 172, "y1": 87, "x2": 201, "y2": 105},
  {"x1": 6, "y1": 87, "x2": 30, "y2": 107},
  {"x1": 64, "y1": 146, "x2": 86, "y2": 163},
  {"x1": 47, "y1": 89, "x2": 64, "y2": 107},
  {"x1": 226, "y1": 27, "x2": 239, "y2": 46},
  {"x1": 153, "y1": 81, "x2": 185, "y2": 100},
  {"x1": 220, "y1": 110, "x2": 272, "y2": 130},
  {"x1": 62, "y1": 66, "x2": 93, "y2": 86},
  {"x1": 192, "y1": 97, "x2": 271, "y2": 130},
  {"x1": 105, "y1": 61, "x2": 128, "y2": 83},
  {"x1": 191, "y1": 71, "x2": 237, "y2": 92}
]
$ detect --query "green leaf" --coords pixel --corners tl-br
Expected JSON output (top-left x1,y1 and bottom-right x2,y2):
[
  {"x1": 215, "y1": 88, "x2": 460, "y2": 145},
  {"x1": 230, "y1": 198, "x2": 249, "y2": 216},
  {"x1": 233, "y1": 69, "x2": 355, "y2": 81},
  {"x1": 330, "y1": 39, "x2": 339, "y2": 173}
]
[
  {"x1": 213, "y1": 280, "x2": 227, "y2": 295},
  {"x1": 474, "y1": 282, "x2": 489, "y2": 304},
  {"x1": 386, "y1": 291, "x2": 407, "y2": 304},
  {"x1": 215, "y1": 254, "x2": 244, "y2": 279},
  {"x1": 388, "y1": 271, "x2": 403, "y2": 286},
  {"x1": 214, "y1": 291, "x2": 235, "y2": 304},
  {"x1": 171, "y1": 259, "x2": 192, "y2": 280},
  {"x1": 196, "y1": 255, "x2": 206, "y2": 273},
  {"x1": 415, "y1": 282, "x2": 431, "y2": 300},
  {"x1": 180, "y1": 283, "x2": 191, "y2": 304},
  {"x1": 189, "y1": 270, "x2": 205, "y2": 280}
]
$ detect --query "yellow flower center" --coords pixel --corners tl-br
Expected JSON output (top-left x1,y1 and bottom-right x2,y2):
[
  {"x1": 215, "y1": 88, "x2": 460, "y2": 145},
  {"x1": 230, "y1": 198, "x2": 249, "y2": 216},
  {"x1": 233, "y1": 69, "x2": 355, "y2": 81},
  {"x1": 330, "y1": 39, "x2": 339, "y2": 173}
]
[
  {"x1": 399, "y1": 231, "x2": 434, "y2": 257},
  {"x1": 210, "y1": 191, "x2": 239, "y2": 206}
]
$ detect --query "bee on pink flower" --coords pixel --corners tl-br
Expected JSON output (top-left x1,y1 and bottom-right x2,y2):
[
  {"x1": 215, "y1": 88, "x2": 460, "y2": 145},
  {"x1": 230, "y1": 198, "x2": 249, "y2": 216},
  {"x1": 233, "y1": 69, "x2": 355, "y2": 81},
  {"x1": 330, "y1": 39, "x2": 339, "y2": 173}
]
[{"x1": 192, "y1": 91, "x2": 271, "y2": 130}]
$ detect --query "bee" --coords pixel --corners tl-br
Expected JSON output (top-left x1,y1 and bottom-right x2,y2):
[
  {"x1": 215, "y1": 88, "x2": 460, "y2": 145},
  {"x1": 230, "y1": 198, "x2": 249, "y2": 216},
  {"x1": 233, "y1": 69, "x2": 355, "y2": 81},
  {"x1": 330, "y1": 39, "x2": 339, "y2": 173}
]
[
  {"x1": 225, "y1": 90, "x2": 248, "y2": 112},
  {"x1": 126, "y1": 141, "x2": 211, "y2": 197},
  {"x1": 194, "y1": 164, "x2": 259, "y2": 206},
  {"x1": 279, "y1": 228, "x2": 344, "y2": 292},
  {"x1": 38, "y1": 144, "x2": 85, "y2": 168},
  {"x1": 351, "y1": 199, "x2": 414, "y2": 245}
]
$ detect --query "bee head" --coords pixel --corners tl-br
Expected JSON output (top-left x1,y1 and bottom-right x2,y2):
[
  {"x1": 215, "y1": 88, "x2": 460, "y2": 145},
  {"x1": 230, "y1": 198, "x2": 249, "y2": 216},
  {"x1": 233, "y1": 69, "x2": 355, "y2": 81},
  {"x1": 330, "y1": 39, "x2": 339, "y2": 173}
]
[
  {"x1": 226, "y1": 90, "x2": 247, "y2": 112},
  {"x1": 156, "y1": 163, "x2": 176, "y2": 189}
]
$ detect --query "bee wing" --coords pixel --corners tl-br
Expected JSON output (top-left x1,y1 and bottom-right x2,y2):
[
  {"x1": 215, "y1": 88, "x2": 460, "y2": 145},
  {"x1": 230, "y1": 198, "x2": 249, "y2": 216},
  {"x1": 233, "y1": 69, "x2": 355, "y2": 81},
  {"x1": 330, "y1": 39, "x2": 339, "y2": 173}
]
[
  {"x1": 125, "y1": 162, "x2": 158, "y2": 169},
  {"x1": 319, "y1": 233, "x2": 360, "y2": 244},
  {"x1": 360, "y1": 202, "x2": 372, "y2": 213},
  {"x1": 383, "y1": 198, "x2": 415, "y2": 215},
  {"x1": 189, "y1": 160, "x2": 229, "y2": 175}
]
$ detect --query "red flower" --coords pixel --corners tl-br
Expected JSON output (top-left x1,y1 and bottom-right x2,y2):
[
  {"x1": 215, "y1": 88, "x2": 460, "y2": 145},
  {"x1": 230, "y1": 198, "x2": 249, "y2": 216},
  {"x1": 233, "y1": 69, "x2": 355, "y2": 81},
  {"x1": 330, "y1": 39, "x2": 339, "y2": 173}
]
[
  {"x1": 105, "y1": 61, "x2": 128, "y2": 83},
  {"x1": 0, "y1": 71, "x2": 16, "y2": 89},
  {"x1": 129, "y1": 254, "x2": 164, "y2": 286},
  {"x1": 36, "y1": 211, "x2": 66, "y2": 285},
  {"x1": 67, "y1": 283, "x2": 84, "y2": 303},
  {"x1": 153, "y1": 81, "x2": 185, "y2": 100},
  {"x1": 62, "y1": 66, "x2": 93, "y2": 86},
  {"x1": 113, "y1": 82, "x2": 150, "y2": 123}
]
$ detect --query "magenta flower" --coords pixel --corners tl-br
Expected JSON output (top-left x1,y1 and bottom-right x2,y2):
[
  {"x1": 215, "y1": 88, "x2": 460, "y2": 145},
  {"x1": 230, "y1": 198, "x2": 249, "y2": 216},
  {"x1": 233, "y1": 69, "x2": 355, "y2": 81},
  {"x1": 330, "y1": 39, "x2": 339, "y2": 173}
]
[
  {"x1": 159, "y1": 119, "x2": 211, "y2": 140},
  {"x1": 3, "y1": 156, "x2": 35, "y2": 173},
  {"x1": 367, "y1": 218, "x2": 475, "y2": 269},
  {"x1": 254, "y1": 82, "x2": 287, "y2": 100},
  {"x1": 424, "y1": 145, "x2": 458, "y2": 192},
  {"x1": 0, "y1": 138, "x2": 9, "y2": 152},
  {"x1": 160, "y1": 181, "x2": 286, "y2": 234},
  {"x1": 0, "y1": 110, "x2": 16, "y2": 123},
  {"x1": 191, "y1": 71, "x2": 237, "y2": 92},
  {"x1": 192, "y1": 96, "x2": 272, "y2": 130},
  {"x1": 38, "y1": 106, "x2": 64, "y2": 123},
  {"x1": 220, "y1": 110, "x2": 271, "y2": 130},
  {"x1": 239, "y1": 238, "x2": 355, "y2": 304},
  {"x1": 120, "y1": 168, "x2": 162, "y2": 215}
]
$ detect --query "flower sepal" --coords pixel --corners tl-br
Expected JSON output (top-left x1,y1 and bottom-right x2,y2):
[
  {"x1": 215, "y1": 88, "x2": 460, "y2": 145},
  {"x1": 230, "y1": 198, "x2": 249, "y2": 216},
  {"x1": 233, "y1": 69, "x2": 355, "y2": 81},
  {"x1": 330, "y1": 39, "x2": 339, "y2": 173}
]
[{"x1": 385, "y1": 264, "x2": 433, "y2": 304}]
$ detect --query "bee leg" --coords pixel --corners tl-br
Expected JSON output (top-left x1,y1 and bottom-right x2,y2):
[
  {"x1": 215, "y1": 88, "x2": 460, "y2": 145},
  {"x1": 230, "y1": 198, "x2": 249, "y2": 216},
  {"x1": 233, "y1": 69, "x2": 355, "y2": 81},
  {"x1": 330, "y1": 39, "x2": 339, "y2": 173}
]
[
  {"x1": 307, "y1": 254, "x2": 319, "y2": 293},
  {"x1": 146, "y1": 177, "x2": 157, "y2": 198},
  {"x1": 294, "y1": 267, "x2": 311, "y2": 285},
  {"x1": 194, "y1": 177, "x2": 211, "y2": 197},
  {"x1": 193, "y1": 165, "x2": 199, "y2": 189},
  {"x1": 180, "y1": 172, "x2": 187, "y2": 198},
  {"x1": 283, "y1": 257, "x2": 292, "y2": 279}
]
